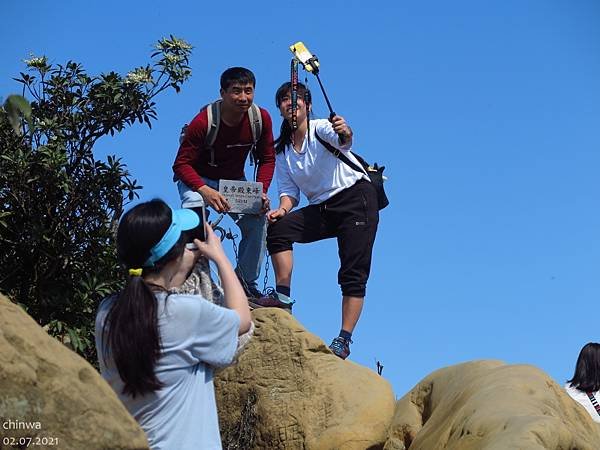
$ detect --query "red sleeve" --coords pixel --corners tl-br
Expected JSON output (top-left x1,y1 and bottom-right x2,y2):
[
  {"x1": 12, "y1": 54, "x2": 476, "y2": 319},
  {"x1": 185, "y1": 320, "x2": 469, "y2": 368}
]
[
  {"x1": 172, "y1": 110, "x2": 208, "y2": 190},
  {"x1": 256, "y1": 107, "x2": 276, "y2": 193}
]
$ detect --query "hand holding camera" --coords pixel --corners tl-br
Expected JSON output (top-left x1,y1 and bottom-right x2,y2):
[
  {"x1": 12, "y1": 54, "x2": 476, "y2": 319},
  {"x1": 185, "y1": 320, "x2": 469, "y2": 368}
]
[{"x1": 191, "y1": 223, "x2": 228, "y2": 266}]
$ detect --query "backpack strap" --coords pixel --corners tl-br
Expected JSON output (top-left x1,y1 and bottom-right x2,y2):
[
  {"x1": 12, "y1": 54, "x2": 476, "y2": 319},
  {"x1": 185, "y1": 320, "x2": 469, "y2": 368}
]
[
  {"x1": 586, "y1": 392, "x2": 600, "y2": 416},
  {"x1": 205, "y1": 100, "x2": 221, "y2": 167},
  {"x1": 247, "y1": 104, "x2": 263, "y2": 174},
  {"x1": 179, "y1": 124, "x2": 188, "y2": 145},
  {"x1": 314, "y1": 132, "x2": 368, "y2": 176},
  {"x1": 248, "y1": 104, "x2": 262, "y2": 145}
]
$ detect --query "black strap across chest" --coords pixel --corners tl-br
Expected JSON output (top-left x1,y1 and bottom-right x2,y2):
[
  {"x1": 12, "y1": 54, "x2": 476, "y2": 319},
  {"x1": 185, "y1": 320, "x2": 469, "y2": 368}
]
[
  {"x1": 586, "y1": 392, "x2": 600, "y2": 416},
  {"x1": 314, "y1": 132, "x2": 366, "y2": 176}
]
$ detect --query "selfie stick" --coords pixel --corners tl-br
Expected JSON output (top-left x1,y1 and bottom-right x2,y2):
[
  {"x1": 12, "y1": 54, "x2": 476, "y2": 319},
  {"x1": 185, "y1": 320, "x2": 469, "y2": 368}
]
[
  {"x1": 301, "y1": 55, "x2": 336, "y2": 119},
  {"x1": 289, "y1": 42, "x2": 345, "y2": 143}
]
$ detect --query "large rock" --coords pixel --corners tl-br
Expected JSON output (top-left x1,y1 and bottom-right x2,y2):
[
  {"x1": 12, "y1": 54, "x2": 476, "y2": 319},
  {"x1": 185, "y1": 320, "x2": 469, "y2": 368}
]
[
  {"x1": 0, "y1": 294, "x2": 148, "y2": 450},
  {"x1": 215, "y1": 308, "x2": 395, "y2": 450},
  {"x1": 384, "y1": 360, "x2": 600, "y2": 450}
]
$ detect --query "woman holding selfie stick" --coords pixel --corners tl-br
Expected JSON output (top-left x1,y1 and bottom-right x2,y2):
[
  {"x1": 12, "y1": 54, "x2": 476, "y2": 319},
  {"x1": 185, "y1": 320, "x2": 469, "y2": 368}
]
[
  {"x1": 95, "y1": 199, "x2": 250, "y2": 449},
  {"x1": 259, "y1": 82, "x2": 379, "y2": 360}
]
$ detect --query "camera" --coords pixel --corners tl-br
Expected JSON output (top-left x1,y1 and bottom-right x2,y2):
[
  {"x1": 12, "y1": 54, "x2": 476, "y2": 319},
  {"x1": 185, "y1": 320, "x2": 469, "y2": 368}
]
[{"x1": 185, "y1": 205, "x2": 207, "y2": 247}]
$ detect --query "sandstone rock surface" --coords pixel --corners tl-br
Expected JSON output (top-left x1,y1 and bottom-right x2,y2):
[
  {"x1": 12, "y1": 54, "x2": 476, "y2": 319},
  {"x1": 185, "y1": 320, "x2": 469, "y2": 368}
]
[
  {"x1": 215, "y1": 308, "x2": 395, "y2": 450},
  {"x1": 384, "y1": 360, "x2": 600, "y2": 450},
  {"x1": 0, "y1": 293, "x2": 148, "y2": 450}
]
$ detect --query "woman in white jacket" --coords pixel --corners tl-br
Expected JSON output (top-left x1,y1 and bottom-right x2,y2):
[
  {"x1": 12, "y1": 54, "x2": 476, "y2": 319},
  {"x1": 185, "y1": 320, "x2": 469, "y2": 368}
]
[
  {"x1": 261, "y1": 81, "x2": 379, "y2": 360},
  {"x1": 566, "y1": 342, "x2": 600, "y2": 423}
]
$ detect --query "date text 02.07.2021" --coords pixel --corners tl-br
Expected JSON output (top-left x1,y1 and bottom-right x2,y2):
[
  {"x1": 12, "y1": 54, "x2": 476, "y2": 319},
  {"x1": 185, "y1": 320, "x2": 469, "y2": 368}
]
[{"x1": 2, "y1": 436, "x2": 60, "y2": 447}]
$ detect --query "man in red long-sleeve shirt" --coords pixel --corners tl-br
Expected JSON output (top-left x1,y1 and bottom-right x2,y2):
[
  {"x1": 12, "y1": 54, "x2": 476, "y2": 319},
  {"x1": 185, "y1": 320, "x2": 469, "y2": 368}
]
[{"x1": 173, "y1": 67, "x2": 275, "y2": 298}]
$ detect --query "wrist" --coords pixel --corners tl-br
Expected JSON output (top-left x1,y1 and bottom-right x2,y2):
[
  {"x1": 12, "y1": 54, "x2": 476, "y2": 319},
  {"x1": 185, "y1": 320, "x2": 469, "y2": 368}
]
[
  {"x1": 279, "y1": 207, "x2": 289, "y2": 215},
  {"x1": 214, "y1": 255, "x2": 233, "y2": 270}
]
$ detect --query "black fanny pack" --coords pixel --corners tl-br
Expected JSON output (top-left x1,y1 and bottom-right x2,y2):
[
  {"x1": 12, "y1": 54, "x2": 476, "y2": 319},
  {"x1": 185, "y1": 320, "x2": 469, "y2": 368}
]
[{"x1": 315, "y1": 133, "x2": 389, "y2": 210}]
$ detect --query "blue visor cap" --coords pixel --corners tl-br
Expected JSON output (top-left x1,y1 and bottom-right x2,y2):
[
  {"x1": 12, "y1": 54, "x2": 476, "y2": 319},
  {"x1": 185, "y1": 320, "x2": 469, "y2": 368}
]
[{"x1": 144, "y1": 208, "x2": 199, "y2": 267}]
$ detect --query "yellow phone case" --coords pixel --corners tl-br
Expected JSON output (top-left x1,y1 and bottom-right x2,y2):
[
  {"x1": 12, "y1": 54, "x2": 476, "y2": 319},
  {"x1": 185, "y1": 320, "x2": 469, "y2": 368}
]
[{"x1": 289, "y1": 41, "x2": 320, "y2": 73}]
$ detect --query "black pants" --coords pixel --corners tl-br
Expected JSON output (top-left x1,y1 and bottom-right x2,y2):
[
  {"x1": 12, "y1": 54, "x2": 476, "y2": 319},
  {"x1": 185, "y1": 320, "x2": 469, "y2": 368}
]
[{"x1": 267, "y1": 179, "x2": 379, "y2": 297}]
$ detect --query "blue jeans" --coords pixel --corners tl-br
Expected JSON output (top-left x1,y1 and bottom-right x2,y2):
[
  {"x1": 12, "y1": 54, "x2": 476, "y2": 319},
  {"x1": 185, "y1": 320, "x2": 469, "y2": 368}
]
[{"x1": 177, "y1": 179, "x2": 267, "y2": 289}]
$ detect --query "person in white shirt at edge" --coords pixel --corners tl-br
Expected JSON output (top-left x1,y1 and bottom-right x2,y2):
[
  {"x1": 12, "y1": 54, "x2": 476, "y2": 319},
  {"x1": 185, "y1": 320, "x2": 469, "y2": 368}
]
[
  {"x1": 257, "y1": 81, "x2": 379, "y2": 360},
  {"x1": 565, "y1": 342, "x2": 600, "y2": 424},
  {"x1": 95, "y1": 199, "x2": 251, "y2": 449}
]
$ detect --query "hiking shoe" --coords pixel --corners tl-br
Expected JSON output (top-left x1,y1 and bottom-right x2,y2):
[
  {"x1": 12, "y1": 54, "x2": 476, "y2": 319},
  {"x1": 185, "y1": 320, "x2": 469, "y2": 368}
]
[
  {"x1": 243, "y1": 283, "x2": 264, "y2": 300},
  {"x1": 249, "y1": 288, "x2": 294, "y2": 312},
  {"x1": 236, "y1": 275, "x2": 264, "y2": 300},
  {"x1": 329, "y1": 336, "x2": 352, "y2": 360}
]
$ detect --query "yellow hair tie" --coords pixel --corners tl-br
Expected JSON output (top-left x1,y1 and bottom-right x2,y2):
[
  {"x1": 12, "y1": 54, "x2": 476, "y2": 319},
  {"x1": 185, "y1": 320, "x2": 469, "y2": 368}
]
[{"x1": 128, "y1": 268, "x2": 143, "y2": 277}]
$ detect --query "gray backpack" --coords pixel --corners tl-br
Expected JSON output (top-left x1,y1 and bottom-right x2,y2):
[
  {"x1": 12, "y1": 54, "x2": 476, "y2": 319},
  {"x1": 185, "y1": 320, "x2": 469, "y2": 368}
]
[{"x1": 179, "y1": 100, "x2": 263, "y2": 168}]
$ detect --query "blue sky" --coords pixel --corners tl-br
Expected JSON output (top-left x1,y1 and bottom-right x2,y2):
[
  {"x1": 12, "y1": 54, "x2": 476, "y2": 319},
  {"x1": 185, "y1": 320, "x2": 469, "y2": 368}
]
[{"x1": 2, "y1": 0, "x2": 599, "y2": 397}]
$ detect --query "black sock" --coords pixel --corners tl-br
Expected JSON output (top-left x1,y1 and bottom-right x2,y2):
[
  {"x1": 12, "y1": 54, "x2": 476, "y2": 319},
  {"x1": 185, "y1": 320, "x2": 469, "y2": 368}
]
[
  {"x1": 339, "y1": 329, "x2": 352, "y2": 341},
  {"x1": 276, "y1": 285, "x2": 291, "y2": 297}
]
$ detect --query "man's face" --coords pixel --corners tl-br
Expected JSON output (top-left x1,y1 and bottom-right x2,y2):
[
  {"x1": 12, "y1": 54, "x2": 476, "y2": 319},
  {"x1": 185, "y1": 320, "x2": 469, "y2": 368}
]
[{"x1": 220, "y1": 82, "x2": 255, "y2": 113}]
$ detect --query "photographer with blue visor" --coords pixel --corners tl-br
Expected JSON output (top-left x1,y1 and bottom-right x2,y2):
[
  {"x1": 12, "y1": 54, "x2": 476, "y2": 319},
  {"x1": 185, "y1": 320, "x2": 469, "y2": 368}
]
[{"x1": 95, "y1": 199, "x2": 250, "y2": 449}]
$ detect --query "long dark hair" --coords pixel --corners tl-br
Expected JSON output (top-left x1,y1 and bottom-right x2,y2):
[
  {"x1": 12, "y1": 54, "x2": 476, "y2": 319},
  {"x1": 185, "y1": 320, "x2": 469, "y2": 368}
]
[
  {"x1": 104, "y1": 199, "x2": 186, "y2": 398},
  {"x1": 274, "y1": 81, "x2": 312, "y2": 154},
  {"x1": 568, "y1": 342, "x2": 600, "y2": 392}
]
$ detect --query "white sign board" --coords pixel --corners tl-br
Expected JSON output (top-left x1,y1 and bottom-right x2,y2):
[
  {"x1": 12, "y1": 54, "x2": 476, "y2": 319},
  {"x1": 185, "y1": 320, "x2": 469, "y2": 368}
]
[{"x1": 218, "y1": 180, "x2": 263, "y2": 214}]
